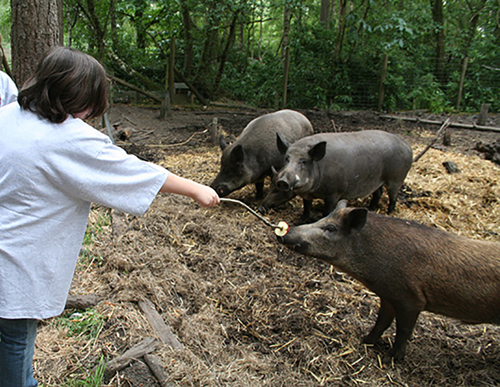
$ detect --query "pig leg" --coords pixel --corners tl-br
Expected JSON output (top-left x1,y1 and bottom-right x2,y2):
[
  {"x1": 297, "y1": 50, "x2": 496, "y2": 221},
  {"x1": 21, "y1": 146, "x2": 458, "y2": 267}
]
[
  {"x1": 383, "y1": 305, "x2": 421, "y2": 363},
  {"x1": 368, "y1": 187, "x2": 383, "y2": 211},
  {"x1": 322, "y1": 198, "x2": 337, "y2": 217},
  {"x1": 363, "y1": 298, "x2": 395, "y2": 345},
  {"x1": 386, "y1": 182, "x2": 403, "y2": 214},
  {"x1": 255, "y1": 181, "x2": 264, "y2": 199},
  {"x1": 299, "y1": 199, "x2": 313, "y2": 223}
]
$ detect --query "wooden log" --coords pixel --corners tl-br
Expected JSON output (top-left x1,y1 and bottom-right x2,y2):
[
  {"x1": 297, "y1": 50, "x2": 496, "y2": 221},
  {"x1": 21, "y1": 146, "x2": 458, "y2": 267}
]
[
  {"x1": 65, "y1": 294, "x2": 100, "y2": 310},
  {"x1": 173, "y1": 65, "x2": 209, "y2": 106},
  {"x1": 380, "y1": 114, "x2": 500, "y2": 133},
  {"x1": 108, "y1": 74, "x2": 163, "y2": 103},
  {"x1": 138, "y1": 299, "x2": 184, "y2": 349},
  {"x1": 443, "y1": 161, "x2": 460, "y2": 174},
  {"x1": 144, "y1": 354, "x2": 176, "y2": 387},
  {"x1": 104, "y1": 337, "x2": 158, "y2": 378}
]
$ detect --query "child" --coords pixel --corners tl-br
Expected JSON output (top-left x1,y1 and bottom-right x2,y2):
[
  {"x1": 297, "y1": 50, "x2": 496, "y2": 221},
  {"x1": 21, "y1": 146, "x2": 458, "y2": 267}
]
[
  {"x1": 0, "y1": 46, "x2": 219, "y2": 386},
  {"x1": 0, "y1": 70, "x2": 18, "y2": 107}
]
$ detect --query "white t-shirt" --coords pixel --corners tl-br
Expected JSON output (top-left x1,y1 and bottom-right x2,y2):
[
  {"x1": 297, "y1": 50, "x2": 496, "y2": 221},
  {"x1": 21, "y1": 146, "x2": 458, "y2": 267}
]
[
  {"x1": 0, "y1": 71, "x2": 18, "y2": 107},
  {"x1": 0, "y1": 103, "x2": 168, "y2": 319}
]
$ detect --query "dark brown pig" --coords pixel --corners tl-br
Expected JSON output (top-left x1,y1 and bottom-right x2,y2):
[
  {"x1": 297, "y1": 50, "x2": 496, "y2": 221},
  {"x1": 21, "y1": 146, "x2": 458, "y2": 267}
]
[
  {"x1": 264, "y1": 130, "x2": 412, "y2": 221},
  {"x1": 277, "y1": 201, "x2": 500, "y2": 363}
]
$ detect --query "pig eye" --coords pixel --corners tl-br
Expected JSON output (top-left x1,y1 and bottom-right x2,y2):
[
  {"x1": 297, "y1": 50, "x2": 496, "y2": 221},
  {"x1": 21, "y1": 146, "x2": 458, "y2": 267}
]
[{"x1": 324, "y1": 224, "x2": 338, "y2": 233}]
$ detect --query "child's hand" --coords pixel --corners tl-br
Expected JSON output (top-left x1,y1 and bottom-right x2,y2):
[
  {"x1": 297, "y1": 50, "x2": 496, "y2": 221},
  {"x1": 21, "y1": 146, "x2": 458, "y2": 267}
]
[
  {"x1": 193, "y1": 185, "x2": 220, "y2": 207},
  {"x1": 159, "y1": 173, "x2": 220, "y2": 207}
]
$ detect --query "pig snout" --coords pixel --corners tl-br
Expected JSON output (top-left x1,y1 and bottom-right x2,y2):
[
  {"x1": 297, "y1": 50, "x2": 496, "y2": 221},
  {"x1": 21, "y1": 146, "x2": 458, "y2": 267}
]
[
  {"x1": 210, "y1": 183, "x2": 230, "y2": 197},
  {"x1": 276, "y1": 171, "x2": 295, "y2": 192},
  {"x1": 276, "y1": 179, "x2": 290, "y2": 191},
  {"x1": 277, "y1": 229, "x2": 310, "y2": 254}
]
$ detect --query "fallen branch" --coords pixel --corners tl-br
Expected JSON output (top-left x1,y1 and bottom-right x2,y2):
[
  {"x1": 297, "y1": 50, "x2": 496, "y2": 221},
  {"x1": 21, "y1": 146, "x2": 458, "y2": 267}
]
[
  {"x1": 65, "y1": 294, "x2": 100, "y2": 310},
  {"x1": 138, "y1": 299, "x2": 184, "y2": 349},
  {"x1": 144, "y1": 354, "x2": 176, "y2": 387},
  {"x1": 413, "y1": 118, "x2": 451, "y2": 163},
  {"x1": 380, "y1": 114, "x2": 500, "y2": 133},
  {"x1": 108, "y1": 74, "x2": 163, "y2": 103},
  {"x1": 104, "y1": 337, "x2": 158, "y2": 378},
  {"x1": 118, "y1": 128, "x2": 208, "y2": 148}
]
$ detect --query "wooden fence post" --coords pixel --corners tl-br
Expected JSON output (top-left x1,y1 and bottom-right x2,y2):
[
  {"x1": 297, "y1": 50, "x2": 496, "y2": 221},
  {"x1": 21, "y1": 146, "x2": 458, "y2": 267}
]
[
  {"x1": 210, "y1": 117, "x2": 219, "y2": 146},
  {"x1": 477, "y1": 103, "x2": 490, "y2": 126},
  {"x1": 456, "y1": 56, "x2": 469, "y2": 111},
  {"x1": 378, "y1": 54, "x2": 389, "y2": 111}
]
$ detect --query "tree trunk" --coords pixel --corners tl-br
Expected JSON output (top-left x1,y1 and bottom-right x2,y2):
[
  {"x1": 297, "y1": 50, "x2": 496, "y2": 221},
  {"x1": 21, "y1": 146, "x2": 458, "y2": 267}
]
[
  {"x1": 180, "y1": 0, "x2": 194, "y2": 77},
  {"x1": 11, "y1": 0, "x2": 63, "y2": 87},
  {"x1": 431, "y1": 0, "x2": 446, "y2": 85},
  {"x1": 334, "y1": 0, "x2": 348, "y2": 61},
  {"x1": 75, "y1": 0, "x2": 107, "y2": 61},
  {"x1": 282, "y1": 6, "x2": 291, "y2": 108},
  {"x1": 320, "y1": 0, "x2": 331, "y2": 29},
  {"x1": 213, "y1": 11, "x2": 239, "y2": 96}
]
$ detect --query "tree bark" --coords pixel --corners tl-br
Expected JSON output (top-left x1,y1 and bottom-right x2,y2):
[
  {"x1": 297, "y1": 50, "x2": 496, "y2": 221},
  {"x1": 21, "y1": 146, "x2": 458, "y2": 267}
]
[
  {"x1": 213, "y1": 11, "x2": 240, "y2": 96},
  {"x1": 282, "y1": 6, "x2": 291, "y2": 108},
  {"x1": 320, "y1": 0, "x2": 331, "y2": 29},
  {"x1": 11, "y1": 0, "x2": 63, "y2": 87},
  {"x1": 180, "y1": 0, "x2": 194, "y2": 77},
  {"x1": 432, "y1": 0, "x2": 446, "y2": 85},
  {"x1": 334, "y1": 0, "x2": 348, "y2": 61}
]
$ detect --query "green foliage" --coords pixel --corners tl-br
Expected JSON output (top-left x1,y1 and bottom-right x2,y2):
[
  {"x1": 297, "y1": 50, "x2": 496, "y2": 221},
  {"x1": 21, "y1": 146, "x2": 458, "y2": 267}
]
[
  {"x1": 59, "y1": 0, "x2": 499, "y2": 112},
  {"x1": 56, "y1": 309, "x2": 106, "y2": 340},
  {"x1": 0, "y1": 0, "x2": 10, "y2": 43},
  {"x1": 57, "y1": 309, "x2": 106, "y2": 340},
  {"x1": 83, "y1": 210, "x2": 110, "y2": 246},
  {"x1": 66, "y1": 355, "x2": 108, "y2": 387}
]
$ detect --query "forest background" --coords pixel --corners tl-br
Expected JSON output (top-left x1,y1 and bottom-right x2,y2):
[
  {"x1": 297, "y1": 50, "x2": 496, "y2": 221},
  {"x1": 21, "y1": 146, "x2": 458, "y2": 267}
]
[{"x1": 2, "y1": 0, "x2": 500, "y2": 114}]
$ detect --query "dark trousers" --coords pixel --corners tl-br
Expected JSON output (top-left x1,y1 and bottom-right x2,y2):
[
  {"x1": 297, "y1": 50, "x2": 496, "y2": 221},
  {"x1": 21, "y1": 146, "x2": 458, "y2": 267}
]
[{"x1": 0, "y1": 318, "x2": 38, "y2": 387}]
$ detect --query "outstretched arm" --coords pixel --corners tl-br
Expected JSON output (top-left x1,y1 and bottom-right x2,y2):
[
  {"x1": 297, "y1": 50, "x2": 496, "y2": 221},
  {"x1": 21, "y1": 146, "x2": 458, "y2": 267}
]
[{"x1": 159, "y1": 173, "x2": 219, "y2": 207}]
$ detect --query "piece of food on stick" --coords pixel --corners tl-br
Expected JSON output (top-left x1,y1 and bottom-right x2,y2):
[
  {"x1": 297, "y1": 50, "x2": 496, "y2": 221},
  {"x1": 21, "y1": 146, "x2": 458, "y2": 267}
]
[{"x1": 274, "y1": 221, "x2": 289, "y2": 237}]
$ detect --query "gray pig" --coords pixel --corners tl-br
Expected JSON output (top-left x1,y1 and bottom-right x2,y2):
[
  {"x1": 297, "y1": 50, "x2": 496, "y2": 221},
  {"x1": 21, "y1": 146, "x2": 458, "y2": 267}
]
[
  {"x1": 278, "y1": 201, "x2": 500, "y2": 363},
  {"x1": 263, "y1": 130, "x2": 413, "y2": 221},
  {"x1": 211, "y1": 110, "x2": 313, "y2": 198}
]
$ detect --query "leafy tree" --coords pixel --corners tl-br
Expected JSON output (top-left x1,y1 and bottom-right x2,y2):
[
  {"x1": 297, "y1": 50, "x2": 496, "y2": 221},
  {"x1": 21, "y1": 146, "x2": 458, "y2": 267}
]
[{"x1": 50, "y1": 0, "x2": 500, "y2": 112}]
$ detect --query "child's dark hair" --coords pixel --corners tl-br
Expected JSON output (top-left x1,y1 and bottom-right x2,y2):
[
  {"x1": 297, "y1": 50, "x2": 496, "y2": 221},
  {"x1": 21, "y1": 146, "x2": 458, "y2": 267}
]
[{"x1": 18, "y1": 46, "x2": 109, "y2": 124}]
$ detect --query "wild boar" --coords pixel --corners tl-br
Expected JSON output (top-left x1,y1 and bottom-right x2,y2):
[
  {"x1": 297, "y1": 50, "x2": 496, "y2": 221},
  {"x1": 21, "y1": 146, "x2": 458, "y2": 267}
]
[
  {"x1": 210, "y1": 110, "x2": 313, "y2": 199},
  {"x1": 277, "y1": 201, "x2": 500, "y2": 363},
  {"x1": 265, "y1": 130, "x2": 412, "y2": 221}
]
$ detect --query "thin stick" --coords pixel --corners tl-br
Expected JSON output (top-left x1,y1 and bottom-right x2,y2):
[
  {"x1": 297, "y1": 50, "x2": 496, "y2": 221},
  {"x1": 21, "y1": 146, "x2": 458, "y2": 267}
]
[
  {"x1": 220, "y1": 198, "x2": 280, "y2": 228},
  {"x1": 413, "y1": 118, "x2": 451, "y2": 163}
]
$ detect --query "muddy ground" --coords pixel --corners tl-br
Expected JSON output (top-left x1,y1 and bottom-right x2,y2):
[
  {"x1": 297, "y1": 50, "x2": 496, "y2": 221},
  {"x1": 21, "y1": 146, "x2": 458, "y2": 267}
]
[{"x1": 34, "y1": 104, "x2": 500, "y2": 386}]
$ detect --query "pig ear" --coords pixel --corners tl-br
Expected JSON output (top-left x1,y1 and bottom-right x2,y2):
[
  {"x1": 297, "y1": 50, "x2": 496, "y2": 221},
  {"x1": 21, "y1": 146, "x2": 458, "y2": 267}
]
[
  {"x1": 342, "y1": 208, "x2": 368, "y2": 233},
  {"x1": 219, "y1": 135, "x2": 228, "y2": 150},
  {"x1": 230, "y1": 144, "x2": 244, "y2": 163},
  {"x1": 335, "y1": 200, "x2": 348, "y2": 210},
  {"x1": 276, "y1": 133, "x2": 290, "y2": 155},
  {"x1": 308, "y1": 141, "x2": 326, "y2": 161}
]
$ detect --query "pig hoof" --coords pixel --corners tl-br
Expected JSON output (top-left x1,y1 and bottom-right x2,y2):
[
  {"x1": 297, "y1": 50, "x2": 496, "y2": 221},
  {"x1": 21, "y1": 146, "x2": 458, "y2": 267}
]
[
  {"x1": 381, "y1": 354, "x2": 393, "y2": 366},
  {"x1": 362, "y1": 334, "x2": 380, "y2": 345},
  {"x1": 257, "y1": 205, "x2": 267, "y2": 214},
  {"x1": 363, "y1": 337, "x2": 375, "y2": 345},
  {"x1": 382, "y1": 349, "x2": 404, "y2": 365}
]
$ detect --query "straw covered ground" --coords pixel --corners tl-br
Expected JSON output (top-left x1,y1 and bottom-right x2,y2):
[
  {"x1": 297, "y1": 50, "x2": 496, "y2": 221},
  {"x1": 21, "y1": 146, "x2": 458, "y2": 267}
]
[{"x1": 34, "y1": 106, "x2": 500, "y2": 386}]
